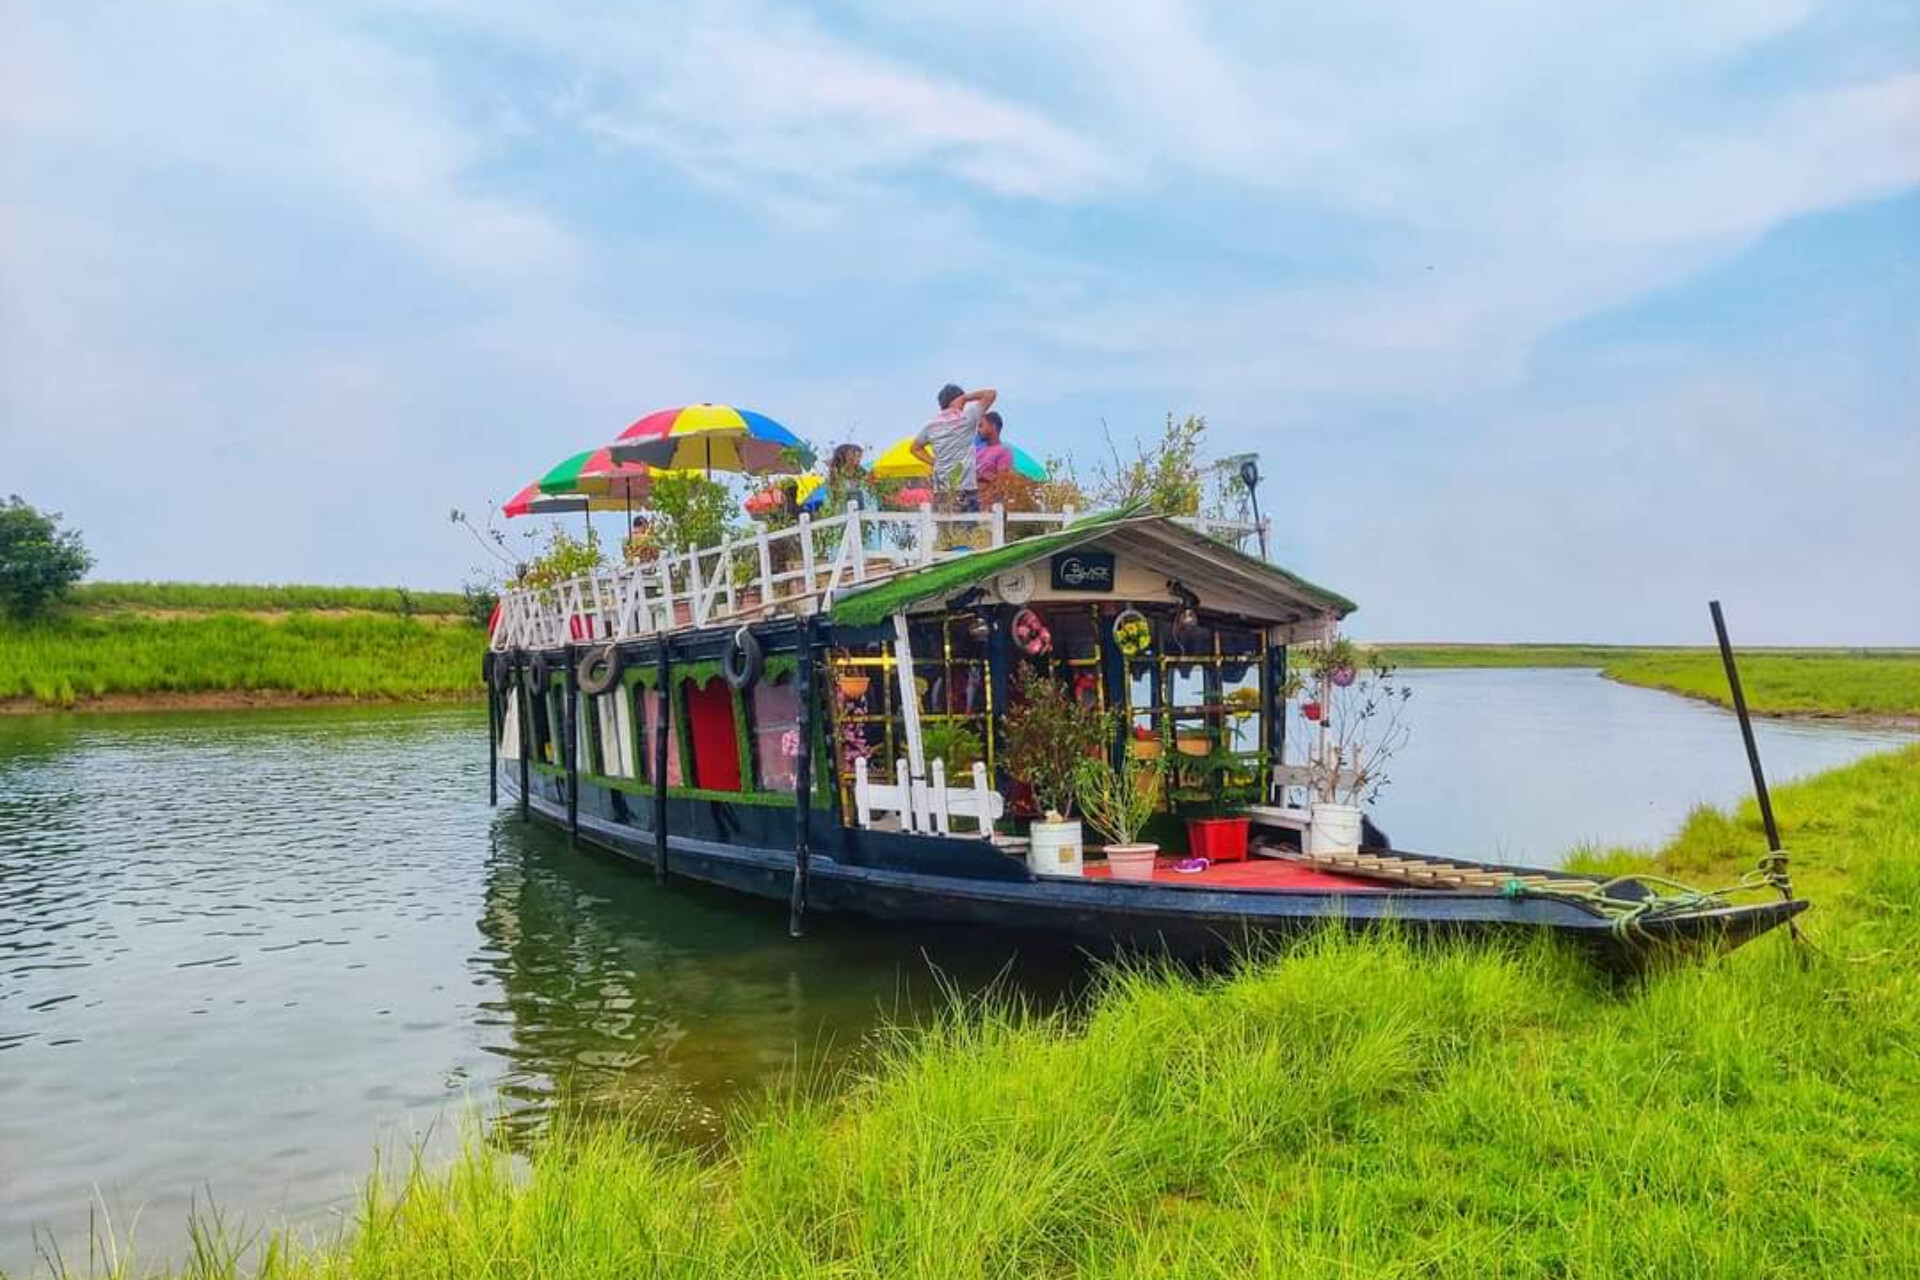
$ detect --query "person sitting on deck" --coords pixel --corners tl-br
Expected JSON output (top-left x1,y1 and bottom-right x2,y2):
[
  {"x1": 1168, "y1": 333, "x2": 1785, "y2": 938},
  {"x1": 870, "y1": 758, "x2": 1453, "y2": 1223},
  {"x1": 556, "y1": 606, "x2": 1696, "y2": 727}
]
[
  {"x1": 911, "y1": 382, "x2": 995, "y2": 515},
  {"x1": 975, "y1": 411, "x2": 1013, "y2": 488}
]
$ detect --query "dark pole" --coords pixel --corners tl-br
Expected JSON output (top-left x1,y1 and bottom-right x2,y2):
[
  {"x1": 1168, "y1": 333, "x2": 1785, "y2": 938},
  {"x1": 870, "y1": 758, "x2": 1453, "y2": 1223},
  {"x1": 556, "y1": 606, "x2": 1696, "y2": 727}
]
[
  {"x1": 653, "y1": 643, "x2": 671, "y2": 883},
  {"x1": 1710, "y1": 601, "x2": 1781, "y2": 851},
  {"x1": 486, "y1": 658, "x2": 499, "y2": 807},
  {"x1": 516, "y1": 655, "x2": 531, "y2": 823},
  {"x1": 563, "y1": 644, "x2": 580, "y2": 847},
  {"x1": 788, "y1": 616, "x2": 818, "y2": 938},
  {"x1": 1710, "y1": 601, "x2": 1802, "y2": 945}
]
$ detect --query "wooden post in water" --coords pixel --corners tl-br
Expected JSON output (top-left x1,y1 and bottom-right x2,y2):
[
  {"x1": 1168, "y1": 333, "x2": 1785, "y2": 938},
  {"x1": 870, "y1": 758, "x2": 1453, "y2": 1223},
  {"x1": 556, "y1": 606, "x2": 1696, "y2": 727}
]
[
  {"x1": 562, "y1": 645, "x2": 580, "y2": 848},
  {"x1": 516, "y1": 653, "x2": 531, "y2": 823},
  {"x1": 653, "y1": 643, "x2": 671, "y2": 884},
  {"x1": 486, "y1": 660, "x2": 498, "y2": 807},
  {"x1": 789, "y1": 617, "x2": 818, "y2": 938}
]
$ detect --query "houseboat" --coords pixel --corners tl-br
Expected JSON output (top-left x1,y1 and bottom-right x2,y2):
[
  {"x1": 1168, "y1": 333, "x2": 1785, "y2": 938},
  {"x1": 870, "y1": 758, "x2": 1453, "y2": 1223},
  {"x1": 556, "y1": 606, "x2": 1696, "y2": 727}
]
[{"x1": 484, "y1": 501, "x2": 1805, "y2": 972}]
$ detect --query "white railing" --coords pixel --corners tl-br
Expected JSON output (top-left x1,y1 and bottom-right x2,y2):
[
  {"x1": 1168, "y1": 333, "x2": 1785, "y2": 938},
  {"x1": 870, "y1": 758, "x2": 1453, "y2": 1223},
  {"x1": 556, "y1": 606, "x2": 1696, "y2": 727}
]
[{"x1": 491, "y1": 504, "x2": 1264, "y2": 651}]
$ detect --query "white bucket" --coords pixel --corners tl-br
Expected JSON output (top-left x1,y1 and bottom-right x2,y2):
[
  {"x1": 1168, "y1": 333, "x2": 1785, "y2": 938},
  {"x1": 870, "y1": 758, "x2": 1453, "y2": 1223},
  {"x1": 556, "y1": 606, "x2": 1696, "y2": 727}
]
[
  {"x1": 1307, "y1": 802, "x2": 1364, "y2": 855},
  {"x1": 1103, "y1": 843, "x2": 1160, "y2": 882},
  {"x1": 1028, "y1": 819, "x2": 1084, "y2": 878}
]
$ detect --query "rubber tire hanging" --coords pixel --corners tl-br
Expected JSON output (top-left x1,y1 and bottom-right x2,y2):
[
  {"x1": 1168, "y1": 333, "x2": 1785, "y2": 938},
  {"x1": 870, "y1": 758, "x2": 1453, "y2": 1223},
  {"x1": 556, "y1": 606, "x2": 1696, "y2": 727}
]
[
  {"x1": 722, "y1": 626, "x2": 763, "y2": 690},
  {"x1": 576, "y1": 643, "x2": 624, "y2": 697}
]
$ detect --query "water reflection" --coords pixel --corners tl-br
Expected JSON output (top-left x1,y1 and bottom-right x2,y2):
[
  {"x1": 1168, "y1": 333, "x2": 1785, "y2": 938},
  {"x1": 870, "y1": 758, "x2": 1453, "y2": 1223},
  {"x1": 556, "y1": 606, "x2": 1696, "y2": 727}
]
[{"x1": 470, "y1": 818, "x2": 1092, "y2": 1147}]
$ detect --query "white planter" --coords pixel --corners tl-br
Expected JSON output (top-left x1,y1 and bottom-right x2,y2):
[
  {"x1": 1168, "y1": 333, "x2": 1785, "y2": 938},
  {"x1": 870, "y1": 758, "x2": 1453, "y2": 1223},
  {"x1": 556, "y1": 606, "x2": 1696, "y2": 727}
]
[
  {"x1": 1103, "y1": 842, "x2": 1160, "y2": 882},
  {"x1": 1307, "y1": 802, "x2": 1364, "y2": 855},
  {"x1": 1028, "y1": 819, "x2": 1084, "y2": 878}
]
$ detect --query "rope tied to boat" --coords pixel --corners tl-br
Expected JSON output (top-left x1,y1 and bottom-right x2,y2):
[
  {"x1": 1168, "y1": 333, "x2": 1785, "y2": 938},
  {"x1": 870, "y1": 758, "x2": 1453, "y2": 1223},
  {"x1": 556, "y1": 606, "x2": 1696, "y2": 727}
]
[{"x1": 1501, "y1": 846, "x2": 1801, "y2": 945}]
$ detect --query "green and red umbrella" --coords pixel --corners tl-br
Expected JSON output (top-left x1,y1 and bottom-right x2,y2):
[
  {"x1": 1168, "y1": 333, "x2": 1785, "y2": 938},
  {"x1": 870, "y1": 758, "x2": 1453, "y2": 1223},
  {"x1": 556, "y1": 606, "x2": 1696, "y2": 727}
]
[
  {"x1": 537, "y1": 447, "x2": 656, "y2": 501},
  {"x1": 607, "y1": 404, "x2": 813, "y2": 475},
  {"x1": 503, "y1": 481, "x2": 586, "y2": 519}
]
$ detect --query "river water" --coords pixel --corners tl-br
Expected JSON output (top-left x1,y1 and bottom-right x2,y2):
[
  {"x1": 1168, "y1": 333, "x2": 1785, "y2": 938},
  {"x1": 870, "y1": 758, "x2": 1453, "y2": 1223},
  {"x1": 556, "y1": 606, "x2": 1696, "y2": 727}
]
[{"x1": 0, "y1": 670, "x2": 1909, "y2": 1271}]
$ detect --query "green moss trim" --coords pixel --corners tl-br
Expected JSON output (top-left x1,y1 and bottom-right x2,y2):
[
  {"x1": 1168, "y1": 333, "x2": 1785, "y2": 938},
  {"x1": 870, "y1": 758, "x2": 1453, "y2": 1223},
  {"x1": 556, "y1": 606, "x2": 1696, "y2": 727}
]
[{"x1": 583, "y1": 770, "x2": 799, "y2": 808}]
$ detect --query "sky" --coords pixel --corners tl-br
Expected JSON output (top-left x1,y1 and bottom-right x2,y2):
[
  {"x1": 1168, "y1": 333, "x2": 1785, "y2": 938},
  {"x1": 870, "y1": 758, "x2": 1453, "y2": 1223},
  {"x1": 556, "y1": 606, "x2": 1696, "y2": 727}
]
[{"x1": 2, "y1": 0, "x2": 1916, "y2": 643}]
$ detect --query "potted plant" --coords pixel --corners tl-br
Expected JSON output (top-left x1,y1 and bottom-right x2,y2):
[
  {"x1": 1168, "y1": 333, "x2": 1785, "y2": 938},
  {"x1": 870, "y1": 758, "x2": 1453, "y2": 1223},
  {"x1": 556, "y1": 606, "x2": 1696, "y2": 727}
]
[
  {"x1": 1183, "y1": 743, "x2": 1260, "y2": 863},
  {"x1": 1074, "y1": 752, "x2": 1164, "y2": 882},
  {"x1": 1001, "y1": 666, "x2": 1109, "y2": 878},
  {"x1": 921, "y1": 720, "x2": 984, "y2": 775},
  {"x1": 1292, "y1": 634, "x2": 1412, "y2": 854}
]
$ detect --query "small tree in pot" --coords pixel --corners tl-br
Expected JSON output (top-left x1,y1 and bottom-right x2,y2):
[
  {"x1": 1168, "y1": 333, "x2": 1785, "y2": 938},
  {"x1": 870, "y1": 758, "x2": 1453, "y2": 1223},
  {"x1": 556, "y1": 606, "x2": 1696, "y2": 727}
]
[
  {"x1": 1001, "y1": 665, "x2": 1110, "y2": 877},
  {"x1": 1292, "y1": 633, "x2": 1412, "y2": 854}
]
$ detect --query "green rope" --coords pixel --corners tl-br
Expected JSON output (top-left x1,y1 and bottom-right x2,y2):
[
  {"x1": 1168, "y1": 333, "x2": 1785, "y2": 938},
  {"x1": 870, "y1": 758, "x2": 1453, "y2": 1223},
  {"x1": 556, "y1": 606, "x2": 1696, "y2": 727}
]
[{"x1": 1501, "y1": 849, "x2": 1798, "y2": 943}]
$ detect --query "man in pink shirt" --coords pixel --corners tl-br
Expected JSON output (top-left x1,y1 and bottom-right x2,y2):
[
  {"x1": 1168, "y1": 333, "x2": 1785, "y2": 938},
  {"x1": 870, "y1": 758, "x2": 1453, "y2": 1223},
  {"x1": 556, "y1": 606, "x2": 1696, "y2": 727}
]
[{"x1": 975, "y1": 411, "x2": 1013, "y2": 487}]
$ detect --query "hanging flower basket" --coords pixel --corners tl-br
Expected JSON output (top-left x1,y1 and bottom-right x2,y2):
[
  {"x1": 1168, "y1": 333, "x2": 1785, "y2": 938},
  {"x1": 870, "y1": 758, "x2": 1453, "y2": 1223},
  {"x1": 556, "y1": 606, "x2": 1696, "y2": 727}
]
[
  {"x1": 1114, "y1": 608, "x2": 1152, "y2": 658},
  {"x1": 1012, "y1": 608, "x2": 1053, "y2": 656}
]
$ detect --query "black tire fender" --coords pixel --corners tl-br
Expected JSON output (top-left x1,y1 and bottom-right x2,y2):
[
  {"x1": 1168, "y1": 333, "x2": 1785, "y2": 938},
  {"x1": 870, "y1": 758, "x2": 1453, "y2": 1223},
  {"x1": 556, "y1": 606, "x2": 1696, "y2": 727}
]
[
  {"x1": 577, "y1": 643, "x2": 624, "y2": 697},
  {"x1": 529, "y1": 649, "x2": 553, "y2": 688},
  {"x1": 722, "y1": 626, "x2": 763, "y2": 691}
]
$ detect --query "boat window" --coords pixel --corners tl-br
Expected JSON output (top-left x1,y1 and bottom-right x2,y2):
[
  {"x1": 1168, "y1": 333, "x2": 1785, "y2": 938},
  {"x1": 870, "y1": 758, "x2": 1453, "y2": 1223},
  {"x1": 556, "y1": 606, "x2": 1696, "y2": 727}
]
[
  {"x1": 638, "y1": 682, "x2": 682, "y2": 787},
  {"x1": 684, "y1": 677, "x2": 743, "y2": 792},
  {"x1": 750, "y1": 674, "x2": 801, "y2": 793},
  {"x1": 1123, "y1": 622, "x2": 1268, "y2": 810},
  {"x1": 911, "y1": 616, "x2": 993, "y2": 784},
  {"x1": 1049, "y1": 606, "x2": 1107, "y2": 709}
]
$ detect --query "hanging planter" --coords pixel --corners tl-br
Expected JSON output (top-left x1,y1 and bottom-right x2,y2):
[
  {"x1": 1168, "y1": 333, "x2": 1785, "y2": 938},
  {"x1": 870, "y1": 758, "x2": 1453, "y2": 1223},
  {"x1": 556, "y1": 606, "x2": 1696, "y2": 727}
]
[
  {"x1": 1301, "y1": 700, "x2": 1323, "y2": 723},
  {"x1": 1331, "y1": 665, "x2": 1357, "y2": 688},
  {"x1": 837, "y1": 673, "x2": 872, "y2": 702},
  {"x1": 1012, "y1": 608, "x2": 1053, "y2": 656},
  {"x1": 1113, "y1": 608, "x2": 1153, "y2": 658}
]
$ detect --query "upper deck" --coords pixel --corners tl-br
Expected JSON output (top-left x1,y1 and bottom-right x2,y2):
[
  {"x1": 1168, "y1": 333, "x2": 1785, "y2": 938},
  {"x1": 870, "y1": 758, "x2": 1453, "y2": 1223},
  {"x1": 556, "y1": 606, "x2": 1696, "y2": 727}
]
[{"x1": 490, "y1": 503, "x2": 1266, "y2": 651}]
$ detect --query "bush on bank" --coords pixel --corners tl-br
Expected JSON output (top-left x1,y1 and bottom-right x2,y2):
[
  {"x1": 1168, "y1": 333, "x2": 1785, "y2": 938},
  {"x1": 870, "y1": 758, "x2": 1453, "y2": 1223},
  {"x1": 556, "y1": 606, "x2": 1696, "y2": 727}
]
[{"x1": 63, "y1": 744, "x2": 1920, "y2": 1279}]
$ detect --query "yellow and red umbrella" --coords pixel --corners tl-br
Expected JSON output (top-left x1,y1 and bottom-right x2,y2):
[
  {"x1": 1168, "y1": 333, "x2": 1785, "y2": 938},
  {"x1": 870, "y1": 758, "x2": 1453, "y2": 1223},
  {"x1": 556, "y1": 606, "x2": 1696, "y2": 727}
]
[{"x1": 607, "y1": 404, "x2": 813, "y2": 475}]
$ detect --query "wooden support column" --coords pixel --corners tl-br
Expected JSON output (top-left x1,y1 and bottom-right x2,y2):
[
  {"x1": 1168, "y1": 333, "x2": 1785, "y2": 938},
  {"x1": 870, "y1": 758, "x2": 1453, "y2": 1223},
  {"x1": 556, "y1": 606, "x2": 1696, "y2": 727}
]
[
  {"x1": 653, "y1": 643, "x2": 671, "y2": 883},
  {"x1": 516, "y1": 654, "x2": 531, "y2": 823},
  {"x1": 788, "y1": 616, "x2": 819, "y2": 938},
  {"x1": 563, "y1": 645, "x2": 580, "y2": 847}
]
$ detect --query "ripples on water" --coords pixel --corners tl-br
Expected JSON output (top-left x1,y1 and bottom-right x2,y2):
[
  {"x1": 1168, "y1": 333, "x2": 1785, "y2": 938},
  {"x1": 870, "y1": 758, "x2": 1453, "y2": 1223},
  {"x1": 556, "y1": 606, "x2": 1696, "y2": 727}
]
[
  {"x1": 0, "y1": 678, "x2": 1909, "y2": 1272},
  {"x1": 1, "y1": 706, "x2": 1078, "y2": 1273}
]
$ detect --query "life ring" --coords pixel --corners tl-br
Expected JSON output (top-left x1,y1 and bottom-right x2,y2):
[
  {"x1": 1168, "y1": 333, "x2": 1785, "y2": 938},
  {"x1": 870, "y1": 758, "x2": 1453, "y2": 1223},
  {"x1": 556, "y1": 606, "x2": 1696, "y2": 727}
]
[
  {"x1": 1011, "y1": 608, "x2": 1052, "y2": 657},
  {"x1": 576, "y1": 643, "x2": 624, "y2": 697},
  {"x1": 722, "y1": 626, "x2": 763, "y2": 690},
  {"x1": 486, "y1": 651, "x2": 516, "y2": 691}
]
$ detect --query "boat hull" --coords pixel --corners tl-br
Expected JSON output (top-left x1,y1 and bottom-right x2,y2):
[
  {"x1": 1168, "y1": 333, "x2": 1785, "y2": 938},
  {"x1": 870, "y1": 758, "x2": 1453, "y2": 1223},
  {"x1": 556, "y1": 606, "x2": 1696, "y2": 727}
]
[{"x1": 502, "y1": 768, "x2": 1806, "y2": 975}]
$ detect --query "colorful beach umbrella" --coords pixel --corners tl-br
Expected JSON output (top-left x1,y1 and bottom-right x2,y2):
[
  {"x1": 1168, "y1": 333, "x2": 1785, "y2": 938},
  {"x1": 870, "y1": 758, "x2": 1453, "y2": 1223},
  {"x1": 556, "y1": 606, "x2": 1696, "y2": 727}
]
[
  {"x1": 537, "y1": 447, "x2": 655, "y2": 501},
  {"x1": 503, "y1": 481, "x2": 589, "y2": 519},
  {"x1": 870, "y1": 436, "x2": 1049, "y2": 482},
  {"x1": 607, "y1": 404, "x2": 813, "y2": 475}
]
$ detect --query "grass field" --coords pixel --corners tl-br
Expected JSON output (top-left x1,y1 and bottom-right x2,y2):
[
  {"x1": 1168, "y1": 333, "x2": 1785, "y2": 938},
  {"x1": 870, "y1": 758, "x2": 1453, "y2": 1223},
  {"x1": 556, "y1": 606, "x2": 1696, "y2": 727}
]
[
  {"x1": 70, "y1": 581, "x2": 470, "y2": 615},
  {"x1": 1378, "y1": 644, "x2": 1920, "y2": 719},
  {"x1": 58, "y1": 741, "x2": 1920, "y2": 1279},
  {"x1": 0, "y1": 613, "x2": 485, "y2": 707}
]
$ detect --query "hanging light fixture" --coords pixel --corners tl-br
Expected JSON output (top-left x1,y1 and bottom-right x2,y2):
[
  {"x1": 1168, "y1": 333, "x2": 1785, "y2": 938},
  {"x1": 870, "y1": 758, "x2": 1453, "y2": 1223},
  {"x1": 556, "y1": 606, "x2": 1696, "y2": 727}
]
[{"x1": 1168, "y1": 579, "x2": 1201, "y2": 631}]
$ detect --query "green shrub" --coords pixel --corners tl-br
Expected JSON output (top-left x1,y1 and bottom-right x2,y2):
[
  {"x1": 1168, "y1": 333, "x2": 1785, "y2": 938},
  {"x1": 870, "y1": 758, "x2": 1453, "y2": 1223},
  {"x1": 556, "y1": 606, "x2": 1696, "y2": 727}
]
[{"x1": 0, "y1": 495, "x2": 92, "y2": 619}]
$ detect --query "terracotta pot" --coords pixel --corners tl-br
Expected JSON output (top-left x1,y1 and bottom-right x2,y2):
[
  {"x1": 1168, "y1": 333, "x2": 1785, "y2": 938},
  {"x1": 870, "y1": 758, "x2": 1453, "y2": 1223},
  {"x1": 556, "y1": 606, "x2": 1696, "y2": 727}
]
[
  {"x1": 1103, "y1": 843, "x2": 1160, "y2": 882},
  {"x1": 838, "y1": 674, "x2": 872, "y2": 701}
]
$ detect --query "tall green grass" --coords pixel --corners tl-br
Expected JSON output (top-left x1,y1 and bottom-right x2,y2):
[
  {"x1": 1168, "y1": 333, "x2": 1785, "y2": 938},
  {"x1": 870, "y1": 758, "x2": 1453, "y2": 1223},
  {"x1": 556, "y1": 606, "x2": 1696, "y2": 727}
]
[
  {"x1": 1599, "y1": 651, "x2": 1920, "y2": 718},
  {"x1": 48, "y1": 744, "x2": 1920, "y2": 1278},
  {"x1": 0, "y1": 614, "x2": 485, "y2": 706},
  {"x1": 70, "y1": 582, "x2": 468, "y2": 615},
  {"x1": 1377, "y1": 645, "x2": 1920, "y2": 717}
]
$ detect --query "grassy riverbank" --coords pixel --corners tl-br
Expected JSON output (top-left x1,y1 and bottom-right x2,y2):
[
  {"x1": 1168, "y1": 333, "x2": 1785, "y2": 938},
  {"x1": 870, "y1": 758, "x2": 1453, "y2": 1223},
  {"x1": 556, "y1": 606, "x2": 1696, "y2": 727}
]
[
  {"x1": 1, "y1": 584, "x2": 486, "y2": 709},
  {"x1": 73, "y1": 742, "x2": 1919, "y2": 1278},
  {"x1": 1379, "y1": 644, "x2": 1920, "y2": 720}
]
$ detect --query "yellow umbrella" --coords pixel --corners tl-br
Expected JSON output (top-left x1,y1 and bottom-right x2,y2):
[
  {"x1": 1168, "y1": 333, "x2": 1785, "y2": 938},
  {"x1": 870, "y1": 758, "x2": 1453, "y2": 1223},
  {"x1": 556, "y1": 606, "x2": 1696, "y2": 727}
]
[{"x1": 869, "y1": 435, "x2": 1049, "y2": 480}]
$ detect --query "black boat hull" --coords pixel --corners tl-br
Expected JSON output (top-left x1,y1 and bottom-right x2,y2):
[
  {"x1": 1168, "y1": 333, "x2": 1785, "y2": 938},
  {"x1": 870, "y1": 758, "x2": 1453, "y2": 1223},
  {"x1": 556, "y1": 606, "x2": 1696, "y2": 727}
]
[{"x1": 502, "y1": 767, "x2": 1807, "y2": 975}]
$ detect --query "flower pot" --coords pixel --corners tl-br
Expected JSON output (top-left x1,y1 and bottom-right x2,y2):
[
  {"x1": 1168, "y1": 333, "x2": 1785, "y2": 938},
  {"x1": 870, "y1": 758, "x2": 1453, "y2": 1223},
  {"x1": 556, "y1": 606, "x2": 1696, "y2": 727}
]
[
  {"x1": 1027, "y1": 819, "x2": 1084, "y2": 878},
  {"x1": 1307, "y1": 802, "x2": 1364, "y2": 855},
  {"x1": 1128, "y1": 739, "x2": 1163, "y2": 760},
  {"x1": 1103, "y1": 843, "x2": 1159, "y2": 882},
  {"x1": 837, "y1": 675, "x2": 871, "y2": 701},
  {"x1": 1186, "y1": 816, "x2": 1250, "y2": 863},
  {"x1": 1175, "y1": 735, "x2": 1211, "y2": 757}
]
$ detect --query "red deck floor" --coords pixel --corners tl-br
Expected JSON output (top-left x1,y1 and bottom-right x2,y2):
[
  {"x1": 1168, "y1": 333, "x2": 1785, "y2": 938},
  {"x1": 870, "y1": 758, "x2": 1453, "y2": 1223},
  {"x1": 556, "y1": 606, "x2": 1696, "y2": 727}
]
[{"x1": 1082, "y1": 856, "x2": 1387, "y2": 892}]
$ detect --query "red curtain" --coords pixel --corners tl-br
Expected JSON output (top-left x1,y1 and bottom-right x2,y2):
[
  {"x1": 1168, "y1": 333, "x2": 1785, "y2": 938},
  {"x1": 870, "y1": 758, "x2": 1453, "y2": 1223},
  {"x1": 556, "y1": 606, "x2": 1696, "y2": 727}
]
[{"x1": 685, "y1": 679, "x2": 743, "y2": 792}]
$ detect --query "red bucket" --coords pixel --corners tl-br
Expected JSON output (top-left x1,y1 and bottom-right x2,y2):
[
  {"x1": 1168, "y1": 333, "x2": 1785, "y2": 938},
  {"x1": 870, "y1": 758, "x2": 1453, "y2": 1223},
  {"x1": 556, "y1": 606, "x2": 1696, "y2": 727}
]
[{"x1": 1186, "y1": 816, "x2": 1251, "y2": 863}]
